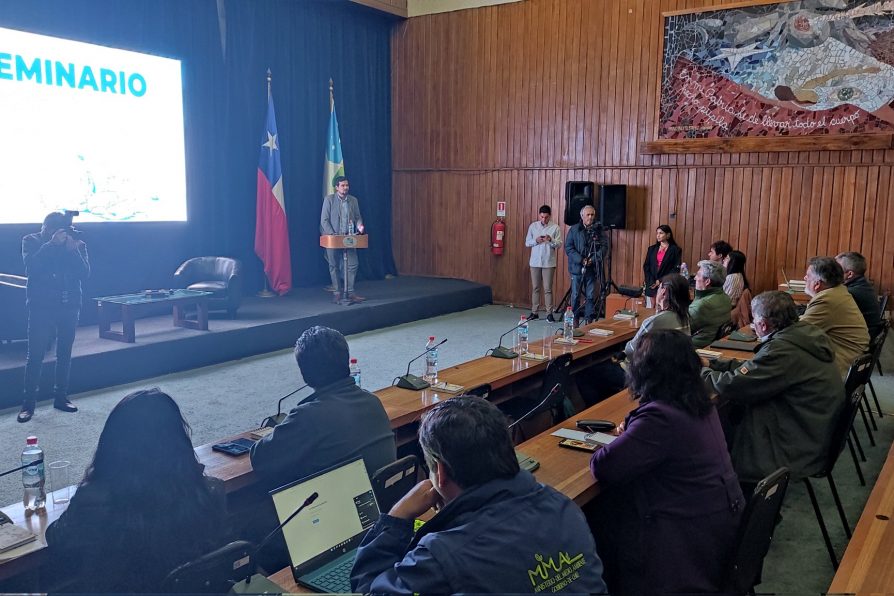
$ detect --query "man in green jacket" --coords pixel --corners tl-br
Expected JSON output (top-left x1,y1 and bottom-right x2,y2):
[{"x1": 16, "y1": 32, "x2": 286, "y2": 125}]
[
  {"x1": 702, "y1": 291, "x2": 844, "y2": 486},
  {"x1": 689, "y1": 260, "x2": 732, "y2": 348}
]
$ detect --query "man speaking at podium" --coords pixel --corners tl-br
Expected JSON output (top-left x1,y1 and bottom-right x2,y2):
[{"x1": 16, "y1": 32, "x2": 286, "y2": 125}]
[{"x1": 321, "y1": 176, "x2": 365, "y2": 303}]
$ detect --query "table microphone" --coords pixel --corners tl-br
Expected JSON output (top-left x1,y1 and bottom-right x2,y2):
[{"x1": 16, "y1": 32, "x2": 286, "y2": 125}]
[
  {"x1": 508, "y1": 384, "x2": 562, "y2": 430},
  {"x1": 246, "y1": 491, "x2": 319, "y2": 586},
  {"x1": 261, "y1": 384, "x2": 308, "y2": 428},
  {"x1": 487, "y1": 319, "x2": 529, "y2": 359},
  {"x1": 395, "y1": 338, "x2": 448, "y2": 390}
]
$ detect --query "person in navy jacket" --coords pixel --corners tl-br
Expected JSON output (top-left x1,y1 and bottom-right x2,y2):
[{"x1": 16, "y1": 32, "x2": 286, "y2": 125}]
[{"x1": 351, "y1": 396, "x2": 607, "y2": 594}]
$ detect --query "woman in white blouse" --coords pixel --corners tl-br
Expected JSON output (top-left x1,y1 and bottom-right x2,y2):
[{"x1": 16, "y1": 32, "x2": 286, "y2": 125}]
[{"x1": 722, "y1": 250, "x2": 750, "y2": 308}]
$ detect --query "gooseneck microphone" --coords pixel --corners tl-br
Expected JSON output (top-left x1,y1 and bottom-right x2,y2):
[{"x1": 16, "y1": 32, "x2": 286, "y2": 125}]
[
  {"x1": 246, "y1": 491, "x2": 319, "y2": 586},
  {"x1": 395, "y1": 338, "x2": 448, "y2": 390},
  {"x1": 487, "y1": 319, "x2": 529, "y2": 359},
  {"x1": 261, "y1": 384, "x2": 309, "y2": 428},
  {"x1": 508, "y1": 384, "x2": 562, "y2": 430},
  {"x1": 0, "y1": 460, "x2": 44, "y2": 478}
]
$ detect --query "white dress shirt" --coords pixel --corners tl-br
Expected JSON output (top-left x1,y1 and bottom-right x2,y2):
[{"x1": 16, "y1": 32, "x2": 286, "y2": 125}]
[{"x1": 525, "y1": 220, "x2": 562, "y2": 268}]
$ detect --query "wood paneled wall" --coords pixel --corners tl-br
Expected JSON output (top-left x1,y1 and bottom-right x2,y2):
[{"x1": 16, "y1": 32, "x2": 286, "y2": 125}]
[{"x1": 390, "y1": 0, "x2": 894, "y2": 307}]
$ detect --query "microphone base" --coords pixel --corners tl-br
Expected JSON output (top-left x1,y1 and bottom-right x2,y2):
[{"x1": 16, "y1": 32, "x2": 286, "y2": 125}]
[
  {"x1": 396, "y1": 374, "x2": 431, "y2": 391},
  {"x1": 573, "y1": 328, "x2": 585, "y2": 337},
  {"x1": 490, "y1": 346, "x2": 520, "y2": 359}
]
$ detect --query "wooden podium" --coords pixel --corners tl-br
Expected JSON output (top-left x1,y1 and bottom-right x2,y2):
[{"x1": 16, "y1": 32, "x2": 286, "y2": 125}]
[{"x1": 320, "y1": 234, "x2": 369, "y2": 305}]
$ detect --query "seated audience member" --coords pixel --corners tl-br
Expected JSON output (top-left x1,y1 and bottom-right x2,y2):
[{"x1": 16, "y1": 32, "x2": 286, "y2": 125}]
[
  {"x1": 707, "y1": 239, "x2": 733, "y2": 263},
  {"x1": 625, "y1": 273, "x2": 691, "y2": 358},
  {"x1": 581, "y1": 273, "x2": 694, "y2": 406},
  {"x1": 351, "y1": 396, "x2": 607, "y2": 594},
  {"x1": 722, "y1": 250, "x2": 750, "y2": 308},
  {"x1": 45, "y1": 389, "x2": 227, "y2": 593},
  {"x1": 800, "y1": 256, "x2": 870, "y2": 376},
  {"x1": 642, "y1": 224, "x2": 682, "y2": 299},
  {"x1": 590, "y1": 330, "x2": 743, "y2": 596},
  {"x1": 702, "y1": 291, "x2": 844, "y2": 491},
  {"x1": 251, "y1": 325, "x2": 396, "y2": 488},
  {"x1": 836, "y1": 251, "x2": 883, "y2": 339},
  {"x1": 689, "y1": 260, "x2": 732, "y2": 348}
]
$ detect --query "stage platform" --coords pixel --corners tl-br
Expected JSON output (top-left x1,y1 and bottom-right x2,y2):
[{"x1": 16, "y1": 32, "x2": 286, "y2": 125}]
[{"x1": 0, "y1": 276, "x2": 491, "y2": 409}]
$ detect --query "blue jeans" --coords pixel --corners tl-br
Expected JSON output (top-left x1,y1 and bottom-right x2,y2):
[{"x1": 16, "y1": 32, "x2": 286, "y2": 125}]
[
  {"x1": 570, "y1": 273, "x2": 596, "y2": 322},
  {"x1": 23, "y1": 306, "x2": 79, "y2": 406}
]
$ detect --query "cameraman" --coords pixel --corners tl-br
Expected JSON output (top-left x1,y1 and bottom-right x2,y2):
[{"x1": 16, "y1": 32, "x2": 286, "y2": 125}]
[
  {"x1": 18, "y1": 211, "x2": 90, "y2": 423},
  {"x1": 564, "y1": 204, "x2": 603, "y2": 324}
]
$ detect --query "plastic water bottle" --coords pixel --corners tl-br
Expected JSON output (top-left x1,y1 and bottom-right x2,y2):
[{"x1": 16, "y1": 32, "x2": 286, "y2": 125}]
[
  {"x1": 516, "y1": 315, "x2": 529, "y2": 353},
  {"x1": 348, "y1": 219, "x2": 355, "y2": 235},
  {"x1": 350, "y1": 358, "x2": 361, "y2": 387},
  {"x1": 424, "y1": 336, "x2": 438, "y2": 384},
  {"x1": 563, "y1": 306, "x2": 575, "y2": 341},
  {"x1": 680, "y1": 262, "x2": 689, "y2": 281},
  {"x1": 22, "y1": 436, "x2": 46, "y2": 513}
]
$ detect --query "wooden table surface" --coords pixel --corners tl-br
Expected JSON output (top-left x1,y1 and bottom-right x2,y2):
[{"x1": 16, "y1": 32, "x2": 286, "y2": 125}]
[
  {"x1": 196, "y1": 310, "x2": 646, "y2": 494},
  {"x1": 828, "y1": 441, "x2": 894, "y2": 595}
]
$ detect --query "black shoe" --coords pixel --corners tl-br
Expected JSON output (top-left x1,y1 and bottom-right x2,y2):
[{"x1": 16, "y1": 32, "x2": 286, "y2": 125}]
[
  {"x1": 17, "y1": 406, "x2": 34, "y2": 423},
  {"x1": 546, "y1": 313, "x2": 557, "y2": 323},
  {"x1": 53, "y1": 399, "x2": 78, "y2": 413},
  {"x1": 527, "y1": 312, "x2": 539, "y2": 321}
]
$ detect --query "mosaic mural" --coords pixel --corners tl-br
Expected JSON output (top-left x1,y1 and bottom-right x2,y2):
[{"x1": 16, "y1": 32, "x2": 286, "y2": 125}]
[{"x1": 659, "y1": 0, "x2": 894, "y2": 139}]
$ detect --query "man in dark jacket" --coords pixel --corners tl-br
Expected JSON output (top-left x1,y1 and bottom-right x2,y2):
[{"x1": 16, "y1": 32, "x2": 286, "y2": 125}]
[
  {"x1": 19, "y1": 211, "x2": 90, "y2": 422},
  {"x1": 702, "y1": 291, "x2": 844, "y2": 485},
  {"x1": 836, "y1": 251, "x2": 883, "y2": 340},
  {"x1": 250, "y1": 325, "x2": 395, "y2": 489},
  {"x1": 351, "y1": 396, "x2": 607, "y2": 594},
  {"x1": 564, "y1": 204, "x2": 604, "y2": 324}
]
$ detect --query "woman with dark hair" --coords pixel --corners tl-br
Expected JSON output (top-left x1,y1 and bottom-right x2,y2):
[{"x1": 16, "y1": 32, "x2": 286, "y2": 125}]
[
  {"x1": 723, "y1": 250, "x2": 750, "y2": 308},
  {"x1": 624, "y1": 274, "x2": 691, "y2": 358},
  {"x1": 45, "y1": 388, "x2": 227, "y2": 592},
  {"x1": 588, "y1": 330, "x2": 743, "y2": 595},
  {"x1": 642, "y1": 224, "x2": 682, "y2": 298}
]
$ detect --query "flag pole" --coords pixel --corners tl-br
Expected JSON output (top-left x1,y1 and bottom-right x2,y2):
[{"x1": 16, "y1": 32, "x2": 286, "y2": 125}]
[{"x1": 257, "y1": 68, "x2": 277, "y2": 298}]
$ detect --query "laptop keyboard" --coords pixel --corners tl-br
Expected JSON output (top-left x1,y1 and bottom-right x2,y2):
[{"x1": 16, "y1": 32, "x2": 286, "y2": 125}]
[{"x1": 311, "y1": 558, "x2": 353, "y2": 593}]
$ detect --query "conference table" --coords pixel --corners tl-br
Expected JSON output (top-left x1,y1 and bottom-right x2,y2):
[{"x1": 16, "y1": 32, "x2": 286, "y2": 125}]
[{"x1": 0, "y1": 307, "x2": 758, "y2": 587}]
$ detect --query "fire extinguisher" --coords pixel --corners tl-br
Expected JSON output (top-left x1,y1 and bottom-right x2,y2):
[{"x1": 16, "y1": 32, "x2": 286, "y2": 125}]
[{"x1": 491, "y1": 218, "x2": 505, "y2": 256}]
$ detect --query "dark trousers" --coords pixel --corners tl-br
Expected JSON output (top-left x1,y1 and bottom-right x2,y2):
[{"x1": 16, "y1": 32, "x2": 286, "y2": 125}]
[
  {"x1": 23, "y1": 306, "x2": 79, "y2": 405},
  {"x1": 570, "y1": 272, "x2": 597, "y2": 321}
]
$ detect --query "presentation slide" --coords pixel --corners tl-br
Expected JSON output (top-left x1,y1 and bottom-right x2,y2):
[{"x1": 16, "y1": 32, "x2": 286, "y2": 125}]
[{"x1": 0, "y1": 27, "x2": 187, "y2": 224}]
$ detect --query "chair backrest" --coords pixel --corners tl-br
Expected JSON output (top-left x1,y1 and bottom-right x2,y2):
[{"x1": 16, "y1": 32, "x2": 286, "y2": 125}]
[
  {"x1": 534, "y1": 353, "x2": 573, "y2": 419},
  {"x1": 723, "y1": 468, "x2": 791, "y2": 595},
  {"x1": 371, "y1": 455, "x2": 419, "y2": 513},
  {"x1": 731, "y1": 287, "x2": 753, "y2": 328},
  {"x1": 175, "y1": 257, "x2": 241, "y2": 283},
  {"x1": 869, "y1": 320, "x2": 889, "y2": 371},
  {"x1": 879, "y1": 292, "x2": 889, "y2": 317},
  {"x1": 161, "y1": 540, "x2": 255, "y2": 593},
  {"x1": 823, "y1": 353, "x2": 874, "y2": 474}
]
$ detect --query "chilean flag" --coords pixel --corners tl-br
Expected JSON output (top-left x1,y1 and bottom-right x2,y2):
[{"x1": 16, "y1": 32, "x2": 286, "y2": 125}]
[{"x1": 255, "y1": 90, "x2": 292, "y2": 295}]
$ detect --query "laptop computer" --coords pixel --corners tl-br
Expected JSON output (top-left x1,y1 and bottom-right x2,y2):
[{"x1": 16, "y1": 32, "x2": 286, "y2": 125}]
[{"x1": 270, "y1": 457, "x2": 380, "y2": 594}]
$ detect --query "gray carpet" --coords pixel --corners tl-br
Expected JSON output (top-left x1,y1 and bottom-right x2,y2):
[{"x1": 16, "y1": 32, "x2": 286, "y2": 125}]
[{"x1": 0, "y1": 304, "x2": 891, "y2": 594}]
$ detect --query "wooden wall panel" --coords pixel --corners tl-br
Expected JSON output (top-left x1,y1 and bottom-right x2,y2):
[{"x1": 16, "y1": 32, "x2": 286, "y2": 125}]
[{"x1": 391, "y1": 0, "x2": 894, "y2": 307}]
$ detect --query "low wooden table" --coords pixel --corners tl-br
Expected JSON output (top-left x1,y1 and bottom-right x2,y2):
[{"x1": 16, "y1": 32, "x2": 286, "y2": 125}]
[{"x1": 94, "y1": 289, "x2": 212, "y2": 343}]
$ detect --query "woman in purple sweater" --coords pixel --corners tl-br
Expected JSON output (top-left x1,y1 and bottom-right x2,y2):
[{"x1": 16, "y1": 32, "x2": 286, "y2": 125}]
[{"x1": 589, "y1": 329, "x2": 744, "y2": 595}]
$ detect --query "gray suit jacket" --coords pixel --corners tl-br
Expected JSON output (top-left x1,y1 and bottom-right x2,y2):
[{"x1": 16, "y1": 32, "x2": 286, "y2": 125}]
[{"x1": 321, "y1": 193, "x2": 363, "y2": 235}]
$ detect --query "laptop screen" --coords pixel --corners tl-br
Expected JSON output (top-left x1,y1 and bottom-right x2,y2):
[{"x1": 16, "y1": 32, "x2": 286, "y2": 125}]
[{"x1": 270, "y1": 457, "x2": 380, "y2": 575}]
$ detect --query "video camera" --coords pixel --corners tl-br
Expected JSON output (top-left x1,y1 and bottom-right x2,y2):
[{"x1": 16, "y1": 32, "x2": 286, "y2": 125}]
[{"x1": 59, "y1": 210, "x2": 83, "y2": 238}]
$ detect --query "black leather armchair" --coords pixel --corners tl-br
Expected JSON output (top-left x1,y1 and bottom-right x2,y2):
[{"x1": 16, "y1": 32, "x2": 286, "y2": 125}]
[
  {"x1": 173, "y1": 257, "x2": 243, "y2": 317},
  {"x1": 0, "y1": 274, "x2": 27, "y2": 341}
]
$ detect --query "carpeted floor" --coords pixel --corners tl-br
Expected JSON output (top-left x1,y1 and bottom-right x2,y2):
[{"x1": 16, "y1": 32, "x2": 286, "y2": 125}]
[{"x1": 0, "y1": 304, "x2": 891, "y2": 594}]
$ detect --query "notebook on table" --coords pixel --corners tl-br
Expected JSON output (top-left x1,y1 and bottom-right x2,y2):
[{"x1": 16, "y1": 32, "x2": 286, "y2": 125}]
[{"x1": 270, "y1": 457, "x2": 380, "y2": 594}]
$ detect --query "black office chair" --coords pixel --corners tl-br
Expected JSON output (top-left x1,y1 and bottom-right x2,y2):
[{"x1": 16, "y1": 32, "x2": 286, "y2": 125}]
[
  {"x1": 504, "y1": 353, "x2": 573, "y2": 442},
  {"x1": 804, "y1": 353, "x2": 873, "y2": 569},
  {"x1": 372, "y1": 455, "x2": 420, "y2": 513},
  {"x1": 723, "y1": 468, "x2": 790, "y2": 596},
  {"x1": 173, "y1": 257, "x2": 243, "y2": 318},
  {"x1": 161, "y1": 540, "x2": 256, "y2": 593},
  {"x1": 867, "y1": 321, "x2": 889, "y2": 416}
]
